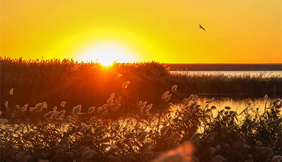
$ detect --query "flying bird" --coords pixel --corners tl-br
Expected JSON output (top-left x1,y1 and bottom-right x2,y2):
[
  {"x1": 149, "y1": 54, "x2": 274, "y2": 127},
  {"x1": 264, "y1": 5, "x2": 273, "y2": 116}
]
[{"x1": 199, "y1": 24, "x2": 205, "y2": 31}]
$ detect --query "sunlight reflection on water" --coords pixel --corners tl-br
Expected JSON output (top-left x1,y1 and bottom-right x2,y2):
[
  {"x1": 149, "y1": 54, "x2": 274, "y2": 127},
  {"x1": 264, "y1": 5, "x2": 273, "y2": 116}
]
[
  {"x1": 170, "y1": 71, "x2": 282, "y2": 78},
  {"x1": 171, "y1": 97, "x2": 277, "y2": 114}
]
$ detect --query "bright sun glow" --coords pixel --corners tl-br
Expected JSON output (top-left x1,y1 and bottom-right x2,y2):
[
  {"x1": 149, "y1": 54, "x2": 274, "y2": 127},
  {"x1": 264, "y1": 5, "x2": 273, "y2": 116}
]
[{"x1": 78, "y1": 42, "x2": 136, "y2": 66}]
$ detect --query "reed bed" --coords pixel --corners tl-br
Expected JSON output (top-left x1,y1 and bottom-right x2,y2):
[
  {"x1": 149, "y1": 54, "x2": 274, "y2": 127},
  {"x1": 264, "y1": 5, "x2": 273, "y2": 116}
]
[
  {"x1": 1, "y1": 81, "x2": 282, "y2": 162},
  {"x1": 1, "y1": 57, "x2": 281, "y2": 117}
]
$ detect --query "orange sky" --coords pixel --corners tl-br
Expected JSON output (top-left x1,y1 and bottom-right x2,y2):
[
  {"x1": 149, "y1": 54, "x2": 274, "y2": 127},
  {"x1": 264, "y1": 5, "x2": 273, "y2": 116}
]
[{"x1": 1, "y1": 0, "x2": 282, "y2": 64}]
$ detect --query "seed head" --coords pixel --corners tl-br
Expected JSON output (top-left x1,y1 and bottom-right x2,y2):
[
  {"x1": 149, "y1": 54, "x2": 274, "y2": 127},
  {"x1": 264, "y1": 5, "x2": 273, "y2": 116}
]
[
  {"x1": 145, "y1": 109, "x2": 150, "y2": 115},
  {"x1": 205, "y1": 132, "x2": 218, "y2": 141},
  {"x1": 184, "y1": 102, "x2": 189, "y2": 107},
  {"x1": 107, "y1": 98, "x2": 114, "y2": 106},
  {"x1": 9, "y1": 88, "x2": 14, "y2": 95},
  {"x1": 80, "y1": 126, "x2": 89, "y2": 133},
  {"x1": 110, "y1": 93, "x2": 115, "y2": 99},
  {"x1": 34, "y1": 102, "x2": 47, "y2": 112},
  {"x1": 211, "y1": 155, "x2": 227, "y2": 162},
  {"x1": 102, "y1": 104, "x2": 108, "y2": 110},
  {"x1": 146, "y1": 103, "x2": 153, "y2": 111},
  {"x1": 192, "y1": 156, "x2": 200, "y2": 162},
  {"x1": 190, "y1": 132, "x2": 202, "y2": 141},
  {"x1": 90, "y1": 116, "x2": 96, "y2": 122},
  {"x1": 164, "y1": 94, "x2": 172, "y2": 102},
  {"x1": 227, "y1": 125, "x2": 236, "y2": 131},
  {"x1": 60, "y1": 101, "x2": 66, "y2": 107},
  {"x1": 73, "y1": 105, "x2": 82, "y2": 115},
  {"x1": 243, "y1": 144, "x2": 251, "y2": 149},
  {"x1": 122, "y1": 81, "x2": 130, "y2": 89},
  {"x1": 215, "y1": 145, "x2": 220, "y2": 151},
  {"x1": 172, "y1": 132, "x2": 180, "y2": 141},
  {"x1": 160, "y1": 126, "x2": 170, "y2": 135},
  {"x1": 21, "y1": 104, "x2": 28, "y2": 111},
  {"x1": 171, "y1": 85, "x2": 178, "y2": 92},
  {"x1": 209, "y1": 147, "x2": 216, "y2": 154},
  {"x1": 76, "y1": 146, "x2": 90, "y2": 156},
  {"x1": 4, "y1": 101, "x2": 8, "y2": 108},
  {"x1": 124, "y1": 132, "x2": 135, "y2": 138},
  {"x1": 115, "y1": 96, "x2": 122, "y2": 104},
  {"x1": 138, "y1": 133, "x2": 147, "y2": 142},
  {"x1": 117, "y1": 74, "x2": 122, "y2": 79},
  {"x1": 267, "y1": 121, "x2": 276, "y2": 127},
  {"x1": 0, "y1": 118, "x2": 9, "y2": 124},
  {"x1": 55, "y1": 110, "x2": 66, "y2": 120},
  {"x1": 88, "y1": 106, "x2": 95, "y2": 114},
  {"x1": 272, "y1": 155, "x2": 282, "y2": 162},
  {"x1": 95, "y1": 125, "x2": 106, "y2": 132},
  {"x1": 168, "y1": 102, "x2": 174, "y2": 107},
  {"x1": 188, "y1": 95, "x2": 194, "y2": 100},
  {"x1": 139, "y1": 101, "x2": 143, "y2": 107},
  {"x1": 256, "y1": 141, "x2": 262, "y2": 146},
  {"x1": 250, "y1": 122, "x2": 260, "y2": 129},
  {"x1": 102, "y1": 110, "x2": 108, "y2": 116},
  {"x1": 44, "y1": 111, "x2": 57, "y2": 120},
  {"x1": 162, "y1": 91, "x2": 170, "y2": 100},
  {"x1": 183, "y1": 98, "x2": 188, "y2": 103},
  {"x1": 81, "y1": 150, "x2": 97, "y2": 159}
]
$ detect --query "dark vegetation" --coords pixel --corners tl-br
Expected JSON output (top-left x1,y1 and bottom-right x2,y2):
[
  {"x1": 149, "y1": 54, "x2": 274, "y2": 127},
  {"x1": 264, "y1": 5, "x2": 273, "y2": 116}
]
[
  {"x1": 0, "y1": 80, "x2": 281, "y2": 162},
  {"x1": 1, "y1": 57, "x2": 282, "y2": 116},
  {"x1": 1, "y1": 57, "x2": 282, "y2": 162}
]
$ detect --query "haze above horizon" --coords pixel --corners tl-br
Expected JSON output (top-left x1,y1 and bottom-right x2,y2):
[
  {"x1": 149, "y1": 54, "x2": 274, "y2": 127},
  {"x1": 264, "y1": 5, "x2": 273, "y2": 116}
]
[{"x1": 1, "y1": 0, "x2": 282, "y2": 64}]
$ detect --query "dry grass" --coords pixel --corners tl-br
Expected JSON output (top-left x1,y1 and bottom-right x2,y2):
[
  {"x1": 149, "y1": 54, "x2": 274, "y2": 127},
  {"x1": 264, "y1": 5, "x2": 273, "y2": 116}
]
[
  {"x1": 1, "y1": 82, "x2": 281, "y2": 162},
  {"x1": 1, "y1": 57, "x2": 281, "y2": 116}
]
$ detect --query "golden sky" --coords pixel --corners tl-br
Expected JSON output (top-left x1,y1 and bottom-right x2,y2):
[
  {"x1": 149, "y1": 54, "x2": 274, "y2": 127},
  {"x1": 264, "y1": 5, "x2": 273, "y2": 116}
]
[{"x1": 1, "y1": 0, "x2": 282, "y2": 64}]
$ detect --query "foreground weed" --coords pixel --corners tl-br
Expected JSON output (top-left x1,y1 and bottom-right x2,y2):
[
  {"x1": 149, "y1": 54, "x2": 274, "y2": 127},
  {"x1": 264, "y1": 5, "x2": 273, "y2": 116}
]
[{"x1": 1, "y1": 78, "x2": 282, "y2": 162}]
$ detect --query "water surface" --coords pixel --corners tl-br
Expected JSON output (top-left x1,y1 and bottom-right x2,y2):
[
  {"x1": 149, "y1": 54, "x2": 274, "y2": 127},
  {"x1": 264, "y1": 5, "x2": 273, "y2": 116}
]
[
  {"x1": 170, "y1": 71, "x2": 282, "y2": 78},
  {"x1": 171, "y1": 97, "x2": 278, "y2": 114}
]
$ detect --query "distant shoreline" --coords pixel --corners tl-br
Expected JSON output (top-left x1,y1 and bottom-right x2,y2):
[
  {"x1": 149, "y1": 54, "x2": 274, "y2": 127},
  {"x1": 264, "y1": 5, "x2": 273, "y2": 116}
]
[{"x1": 165, "y1": 63, "x2": 282, "y2": 71}]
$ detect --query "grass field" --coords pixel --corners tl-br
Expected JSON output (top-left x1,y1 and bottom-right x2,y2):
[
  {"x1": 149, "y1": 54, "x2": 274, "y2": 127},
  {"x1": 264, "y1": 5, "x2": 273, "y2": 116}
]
[
  {"x1": 1, "y1": 85, "x2": 282, "y2": 162},
  {"x1": 1, "y1": 57, "x2": 282, "y2": 116},
  {"x1": 1, "y1": 57, "x2": 282, "y2": 161}
]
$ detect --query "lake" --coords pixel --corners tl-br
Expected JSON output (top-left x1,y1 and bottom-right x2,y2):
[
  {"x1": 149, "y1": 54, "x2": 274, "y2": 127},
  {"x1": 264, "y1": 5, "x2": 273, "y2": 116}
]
[
  {"x1": 169, "y1": 70, "x2": 281, "y2": 114},
  {"x1": 171, "y1": 96, "x2": 279, "y2": 118},
  {"x1": 170, "y1": 70, "x2": 282, "y2": 78}
]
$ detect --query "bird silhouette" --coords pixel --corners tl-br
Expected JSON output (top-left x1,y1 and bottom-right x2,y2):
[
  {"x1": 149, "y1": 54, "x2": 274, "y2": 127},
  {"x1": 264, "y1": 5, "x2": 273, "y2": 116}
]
[{"x1": 199, "y1": 24, "x2": 205, "y2": 31}]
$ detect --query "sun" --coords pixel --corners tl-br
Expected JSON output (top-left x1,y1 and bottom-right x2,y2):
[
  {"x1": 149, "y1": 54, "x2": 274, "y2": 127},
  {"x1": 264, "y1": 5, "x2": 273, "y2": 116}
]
[{"x1": 77, "y1": 42, "x2": 136, "y2": 66}]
